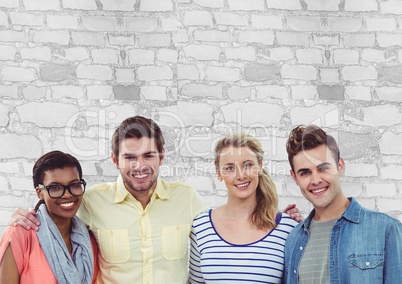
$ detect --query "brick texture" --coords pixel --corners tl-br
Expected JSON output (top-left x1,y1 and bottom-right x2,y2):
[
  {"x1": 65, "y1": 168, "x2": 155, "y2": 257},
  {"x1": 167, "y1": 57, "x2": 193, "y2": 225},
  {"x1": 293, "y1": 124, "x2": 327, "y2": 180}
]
[{"x1": 1, "y1": 0, "x2": 402, "y2": 236}]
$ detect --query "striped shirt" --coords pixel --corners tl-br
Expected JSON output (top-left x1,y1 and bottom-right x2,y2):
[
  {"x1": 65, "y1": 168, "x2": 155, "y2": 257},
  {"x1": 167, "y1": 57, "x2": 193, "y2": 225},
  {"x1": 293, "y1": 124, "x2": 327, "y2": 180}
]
[
  {"x1": 298, "y1": 218, "x2": 336, "y2": 284},
  {"x1": 189, "y1": 209, "x2": 297, "y2": 284}
]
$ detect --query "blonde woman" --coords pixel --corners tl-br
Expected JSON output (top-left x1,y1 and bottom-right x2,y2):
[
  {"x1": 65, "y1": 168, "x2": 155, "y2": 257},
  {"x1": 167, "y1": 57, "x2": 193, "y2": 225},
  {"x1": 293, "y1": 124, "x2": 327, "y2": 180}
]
[{"x1": 189, "y1": 134, "x2": 297, "y2": 283}]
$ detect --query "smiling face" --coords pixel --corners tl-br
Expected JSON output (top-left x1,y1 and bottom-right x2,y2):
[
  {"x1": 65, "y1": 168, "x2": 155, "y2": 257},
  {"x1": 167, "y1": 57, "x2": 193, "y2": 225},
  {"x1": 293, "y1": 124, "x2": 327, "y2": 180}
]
[
  {"x1": 112, "y1": 136, "x2": 164, "y2": 197},
  {"x1": 290, "y1": 144, "x2": 346, "y2": 219},
  {"x1": 36, "y1": 166, "x2": 83, "y2": 224},
  {"x1": 217, "y1": 146, "x2": 262, "y2": 201}
]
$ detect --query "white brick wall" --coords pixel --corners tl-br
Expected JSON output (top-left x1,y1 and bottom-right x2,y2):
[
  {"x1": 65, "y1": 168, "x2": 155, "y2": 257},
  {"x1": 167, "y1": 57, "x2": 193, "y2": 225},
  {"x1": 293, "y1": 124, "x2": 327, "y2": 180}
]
[{"x1": 0, "y1": 0, "x2": 402, "y2": 237}]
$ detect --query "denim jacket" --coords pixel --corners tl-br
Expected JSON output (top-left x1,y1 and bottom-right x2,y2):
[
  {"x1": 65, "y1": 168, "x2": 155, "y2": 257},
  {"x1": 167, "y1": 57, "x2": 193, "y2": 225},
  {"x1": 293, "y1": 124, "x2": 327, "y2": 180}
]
[{"x1": 283, "y1": 198, "x2": 402, "y2": 284}]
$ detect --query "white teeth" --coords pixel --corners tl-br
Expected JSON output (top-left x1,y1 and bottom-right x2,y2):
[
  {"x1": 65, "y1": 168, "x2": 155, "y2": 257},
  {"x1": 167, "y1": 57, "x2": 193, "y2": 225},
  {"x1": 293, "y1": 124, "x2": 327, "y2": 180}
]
[
  {"x1": 236, "y1": 183, "x2": 249, "y2": 188},
  {"x1": 133, "y1": 173, "x2": 148, "y2": 178},
  {"x1": 59, "y1": 202, "x2": 74, "y2": 207},
  {"x1": 312, "y1": 188, "x2": 326, "y2": 194}
]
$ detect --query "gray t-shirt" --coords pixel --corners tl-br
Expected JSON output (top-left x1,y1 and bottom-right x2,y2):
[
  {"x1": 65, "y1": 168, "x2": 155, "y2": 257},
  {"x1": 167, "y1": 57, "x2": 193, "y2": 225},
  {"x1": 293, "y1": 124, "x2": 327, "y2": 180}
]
[{"x1": 298, "y1": 218, "x2": 337, "y2": 284}]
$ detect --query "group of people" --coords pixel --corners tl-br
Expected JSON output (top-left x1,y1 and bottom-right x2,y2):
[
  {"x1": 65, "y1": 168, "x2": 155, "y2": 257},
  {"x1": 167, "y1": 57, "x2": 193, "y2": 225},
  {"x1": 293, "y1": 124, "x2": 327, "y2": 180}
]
[{"x1": 0, "y1": 115, "x2": 400, "y2": 283}]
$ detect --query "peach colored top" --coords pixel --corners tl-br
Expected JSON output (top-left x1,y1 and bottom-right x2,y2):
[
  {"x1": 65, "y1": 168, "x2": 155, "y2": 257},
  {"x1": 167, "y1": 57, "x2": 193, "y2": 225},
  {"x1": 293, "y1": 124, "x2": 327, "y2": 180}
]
[{"x1": 0, "y1": 225, "x2": 98, "y2": 284}]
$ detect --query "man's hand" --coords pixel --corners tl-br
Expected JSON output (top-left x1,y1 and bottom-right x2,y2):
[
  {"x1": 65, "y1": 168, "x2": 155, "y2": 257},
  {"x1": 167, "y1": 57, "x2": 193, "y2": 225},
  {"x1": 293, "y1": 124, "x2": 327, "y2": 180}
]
[
  {"x1": 8, "y1": 208, "x2": 40, "y2": 231},
  {"x1": 283, "y1": 204, "x2": 303, "y2": 223}
]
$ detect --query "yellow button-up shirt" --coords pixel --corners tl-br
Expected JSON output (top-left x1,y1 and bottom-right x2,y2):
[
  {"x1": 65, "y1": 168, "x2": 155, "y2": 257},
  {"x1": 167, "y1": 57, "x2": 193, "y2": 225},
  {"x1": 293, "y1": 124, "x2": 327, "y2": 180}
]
[{"x1": 78, "y1": 176, "x2": 207, "y2": 284}]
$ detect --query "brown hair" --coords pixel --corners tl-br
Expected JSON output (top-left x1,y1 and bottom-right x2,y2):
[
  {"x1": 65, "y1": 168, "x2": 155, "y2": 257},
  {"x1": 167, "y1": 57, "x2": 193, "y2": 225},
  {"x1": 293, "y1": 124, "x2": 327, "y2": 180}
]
[
  {"x1": 286, "y1": 125, "x2": 340, "y2": 171},
  {"x1": 214, "y1": 134, "x2": 279, "y2": 230},
  {"x1": 111, "y1": 116, "x2": 165, "y2": 161}
]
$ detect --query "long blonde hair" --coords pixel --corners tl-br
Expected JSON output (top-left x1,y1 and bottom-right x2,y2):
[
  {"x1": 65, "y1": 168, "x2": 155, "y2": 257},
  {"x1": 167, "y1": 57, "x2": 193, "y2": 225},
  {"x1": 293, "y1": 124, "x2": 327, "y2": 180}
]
[{"x1": 214, "y1": 133, "x2": 279, "y2": 230}]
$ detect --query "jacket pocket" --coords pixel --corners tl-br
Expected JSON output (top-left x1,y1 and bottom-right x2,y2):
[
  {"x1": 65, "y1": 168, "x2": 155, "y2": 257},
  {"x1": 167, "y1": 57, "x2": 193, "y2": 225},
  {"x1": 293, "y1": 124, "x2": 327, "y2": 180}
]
[
  {"x1": 349, "y1": 253, "x2": 384, "y2": 283},
  {"x1": 96, "y1": 229, "x2": 131, "y2": 263},
  {"x1": 350, "y1": 253, "x2": 384, "y2": 270},
  {"x1": 161, "y1": 224, "x2": 190, "y2": 260}
]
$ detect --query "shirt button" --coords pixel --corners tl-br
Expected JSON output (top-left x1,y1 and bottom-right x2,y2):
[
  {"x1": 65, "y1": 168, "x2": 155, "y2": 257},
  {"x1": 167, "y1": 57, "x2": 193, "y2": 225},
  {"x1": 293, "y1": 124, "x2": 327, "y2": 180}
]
[
  {"x1": 299, "y1": 246, "x2": 303, "y2": 250},
  {"x1": 366, "y1": 262, "x2": 370, "y2": 266},
  {"x1": 293, "y1": 270, "x2": 297, "y2": 274}
]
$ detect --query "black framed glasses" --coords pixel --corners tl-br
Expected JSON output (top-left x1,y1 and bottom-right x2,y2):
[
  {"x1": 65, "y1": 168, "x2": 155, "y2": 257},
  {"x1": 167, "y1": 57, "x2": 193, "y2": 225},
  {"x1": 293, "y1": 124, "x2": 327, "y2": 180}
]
[{"x1": 38, "y1": 179, "x2": 86, "y2": 198}]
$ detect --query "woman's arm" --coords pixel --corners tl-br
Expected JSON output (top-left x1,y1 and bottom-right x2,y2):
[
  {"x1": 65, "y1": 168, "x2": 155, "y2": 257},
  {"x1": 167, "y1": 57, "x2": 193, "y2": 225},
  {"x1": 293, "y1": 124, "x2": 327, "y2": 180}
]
[{"x1": 0, "y1": 244, "x2": 19, "y2": 284}]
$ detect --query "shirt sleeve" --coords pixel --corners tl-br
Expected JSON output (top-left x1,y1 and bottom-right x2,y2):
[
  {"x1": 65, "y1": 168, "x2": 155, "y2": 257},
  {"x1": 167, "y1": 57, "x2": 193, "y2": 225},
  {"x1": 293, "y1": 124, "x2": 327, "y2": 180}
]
[
  {"x1": 0, "y1": 226, "x2": 29, "y2": 274},
  {"x1": 190, "y1": 188, "x2": 208, "y2": 220},
  {"x1": 188, "y1": 222, "x2": 205, "y2": 284},
  {"x1": 77, "y1": 194, "x2": 92, "y2": 230},
  {"x1": 384, "y1": 220, "x2": 402, "y2": 283}
]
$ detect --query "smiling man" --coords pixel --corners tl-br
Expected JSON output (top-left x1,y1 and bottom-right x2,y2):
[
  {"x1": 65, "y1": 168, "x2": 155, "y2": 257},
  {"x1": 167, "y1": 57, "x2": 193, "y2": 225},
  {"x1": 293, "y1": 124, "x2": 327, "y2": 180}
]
[
  {"x1": 283, "y1": 125, "x2": 402, "y2": 284},
  {"x1": 76, "y1": 116, "x2": 208, "y2": 284}
]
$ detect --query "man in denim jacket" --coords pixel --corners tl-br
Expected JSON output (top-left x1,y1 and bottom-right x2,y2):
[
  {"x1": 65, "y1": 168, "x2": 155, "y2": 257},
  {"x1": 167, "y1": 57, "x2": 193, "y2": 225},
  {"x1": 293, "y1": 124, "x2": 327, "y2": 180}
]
[{"x1": 283, "y1": 125, "x2": 402, "y2": 284}]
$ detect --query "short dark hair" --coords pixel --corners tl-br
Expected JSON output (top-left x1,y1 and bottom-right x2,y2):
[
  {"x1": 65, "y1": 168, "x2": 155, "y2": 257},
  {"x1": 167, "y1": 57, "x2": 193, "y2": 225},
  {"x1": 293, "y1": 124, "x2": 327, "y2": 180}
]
[
  {"x1": 111, "y1": 116, "x2": 165, "y2": 161},
  {"x1": 33, "y1": 150, "x2": 82, "y2": 187},
  {"x1": 286, "y1": 125, "x2": 340, "y2": 171}
]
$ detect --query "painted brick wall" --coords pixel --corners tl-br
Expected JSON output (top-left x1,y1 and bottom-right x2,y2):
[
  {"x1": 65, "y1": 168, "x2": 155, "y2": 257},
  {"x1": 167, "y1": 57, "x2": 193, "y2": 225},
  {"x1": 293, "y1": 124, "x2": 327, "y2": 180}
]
[{"x1": 0, "y1": 0, "x2": 402, "y2": 236}]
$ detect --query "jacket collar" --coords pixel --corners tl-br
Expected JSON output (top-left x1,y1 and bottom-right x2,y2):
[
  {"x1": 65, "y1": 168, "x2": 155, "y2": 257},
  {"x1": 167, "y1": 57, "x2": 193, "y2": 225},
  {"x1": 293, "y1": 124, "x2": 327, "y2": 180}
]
[{"x1": 301, "y1": 197, "x2": 361, "y2": 229}]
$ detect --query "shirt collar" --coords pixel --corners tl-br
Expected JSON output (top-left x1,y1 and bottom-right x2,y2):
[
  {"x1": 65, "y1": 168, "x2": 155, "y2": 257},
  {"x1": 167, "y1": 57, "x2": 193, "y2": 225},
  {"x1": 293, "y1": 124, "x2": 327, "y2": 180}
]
[
  {"x1": 302, "y1": 197, "x2": 361, "y2": 229},
  {"x1": 114, "y1": 175, "x2": 169, "y2": 203},
  {"x1": 153, "y1": 177, "x2": 170, "y2": 200},
  {"x1": 341, "y1": 197, "x2": 361, "y2": 223}
]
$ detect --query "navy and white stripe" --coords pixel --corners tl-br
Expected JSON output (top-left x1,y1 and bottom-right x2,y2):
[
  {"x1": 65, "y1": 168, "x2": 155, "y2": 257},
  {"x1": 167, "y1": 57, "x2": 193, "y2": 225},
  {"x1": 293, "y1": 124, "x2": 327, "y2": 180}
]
[{"x1": 189, "y1": 209, "x2": 297, "y2": 284}]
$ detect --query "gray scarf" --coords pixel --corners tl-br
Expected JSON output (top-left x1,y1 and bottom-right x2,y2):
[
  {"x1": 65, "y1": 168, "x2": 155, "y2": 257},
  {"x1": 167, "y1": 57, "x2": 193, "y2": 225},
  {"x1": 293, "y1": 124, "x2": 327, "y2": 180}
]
[{"x1": 35, "y1": 204, "x2": 94, "y2": 284}]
